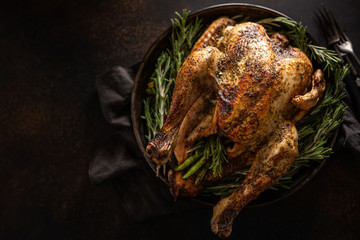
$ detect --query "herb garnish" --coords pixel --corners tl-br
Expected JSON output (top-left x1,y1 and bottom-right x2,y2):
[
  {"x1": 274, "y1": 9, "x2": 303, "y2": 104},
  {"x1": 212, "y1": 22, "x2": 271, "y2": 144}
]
[
  {"x1": 175, "y1": 135, "x2": 228, "y2": 185},
  {"x1": 143, "y1": 10, "x2": 202, "y2": 140}
]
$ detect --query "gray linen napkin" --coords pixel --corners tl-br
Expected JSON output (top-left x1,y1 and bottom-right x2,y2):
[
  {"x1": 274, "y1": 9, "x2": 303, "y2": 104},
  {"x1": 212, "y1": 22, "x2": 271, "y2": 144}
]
[{"x1": 89, "y1": 65, "x2": 202, "y2": 222}]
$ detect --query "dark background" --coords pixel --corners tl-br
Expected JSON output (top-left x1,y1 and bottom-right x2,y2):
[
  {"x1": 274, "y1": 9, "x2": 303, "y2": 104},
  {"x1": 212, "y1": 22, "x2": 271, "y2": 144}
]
[{"x1": 1, "y1": 0, "x2": 360, "y2": 239}]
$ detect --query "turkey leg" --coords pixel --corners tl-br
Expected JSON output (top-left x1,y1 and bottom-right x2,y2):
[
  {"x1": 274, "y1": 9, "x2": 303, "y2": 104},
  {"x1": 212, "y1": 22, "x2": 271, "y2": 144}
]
[
  {"x1": 146, "y1": 17, "x2": 234, "y2": 166},
  {"x1": 210, "y1": 120, "x2": 298, "y2": 238},
  {"x1": 146, "y1": 47, "x2": 221, "y2": 165}
]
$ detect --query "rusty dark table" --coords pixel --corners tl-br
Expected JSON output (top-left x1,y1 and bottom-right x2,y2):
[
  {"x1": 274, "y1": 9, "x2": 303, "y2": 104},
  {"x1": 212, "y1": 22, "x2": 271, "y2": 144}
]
[{"x1": 1, "y1": 0, "x2": 360, "y2": 239}]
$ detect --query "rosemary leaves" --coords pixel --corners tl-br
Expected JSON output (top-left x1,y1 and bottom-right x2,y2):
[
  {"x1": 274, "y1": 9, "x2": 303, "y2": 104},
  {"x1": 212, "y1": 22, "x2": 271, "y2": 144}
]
[{"x1": 143, "y1": 10, "x2": 202, "y2": 140}]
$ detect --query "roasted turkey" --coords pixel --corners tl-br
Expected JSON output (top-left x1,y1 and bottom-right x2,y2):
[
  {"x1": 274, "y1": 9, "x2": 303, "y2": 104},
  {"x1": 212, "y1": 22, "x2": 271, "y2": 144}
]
[{"x1": 146, "y1": 17, "x2": 325, "y2": 238}]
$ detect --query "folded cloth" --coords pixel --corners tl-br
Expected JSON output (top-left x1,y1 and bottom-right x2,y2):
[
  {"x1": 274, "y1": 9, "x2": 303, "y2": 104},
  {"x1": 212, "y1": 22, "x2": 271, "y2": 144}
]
[
  {"x1": 89, "y1": 64, "x2": 360, "y2": 222},
  {"x1": 89, "y1": 65, "x2": 202, "y2": 222},
  {"x1": 337, "y1": 107, "x2": 360, "y2": 159},
  {"x1": 344, "y1": 73, "x2": 360, "y2": 121},
  {"x1": 89, "y1": 65, "x2": 140, "y2": 183},
  {"x1": 333, "y1": 75, "x2": 360, "y2": 158}
]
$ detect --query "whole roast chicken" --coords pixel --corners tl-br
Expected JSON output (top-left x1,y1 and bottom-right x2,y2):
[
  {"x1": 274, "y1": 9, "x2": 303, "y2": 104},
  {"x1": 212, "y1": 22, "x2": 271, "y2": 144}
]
[{"x1": 146, "y1": 17, "x2": 325, "y2": 238}]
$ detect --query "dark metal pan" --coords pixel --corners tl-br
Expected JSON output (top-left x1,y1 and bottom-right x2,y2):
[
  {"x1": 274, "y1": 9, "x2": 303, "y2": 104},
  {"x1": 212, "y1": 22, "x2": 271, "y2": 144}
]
[{"x1": 131, "y1": 3, "x2": 335, "y2": 207}]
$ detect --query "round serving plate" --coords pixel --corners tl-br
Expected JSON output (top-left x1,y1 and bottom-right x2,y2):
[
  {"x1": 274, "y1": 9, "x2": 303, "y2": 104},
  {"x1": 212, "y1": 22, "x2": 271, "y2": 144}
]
[{"x1": 131, "y1": 3, "x2": 336, "y2": 207}]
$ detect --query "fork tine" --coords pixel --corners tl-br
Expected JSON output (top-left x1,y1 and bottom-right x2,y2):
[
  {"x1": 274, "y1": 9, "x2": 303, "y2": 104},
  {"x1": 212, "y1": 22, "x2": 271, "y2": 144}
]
[
  {"x1": 314, "y1": 11, "x2": 330, "y2": 35},
  {"x1": 317, "y1": 5, "x2": 360, "y2": 78},
  {"x1": 314, "y1": 12, "x2": 329, "y2": 35},
  {"x1": 329, "y1": 10, "x2": 350, "y2": 42},
  {"x1": 320, "y1": 6, "x2": 338, "y2": 37},
  {"x1": 322, "y1": 6, "x2": 348, "y2": 43},
  {"x1": 315, "y1": 8, "x2": 339, "y2": 45},
  {"x1": 315, "y1": 10, "x2": 333, "y2": 37}
]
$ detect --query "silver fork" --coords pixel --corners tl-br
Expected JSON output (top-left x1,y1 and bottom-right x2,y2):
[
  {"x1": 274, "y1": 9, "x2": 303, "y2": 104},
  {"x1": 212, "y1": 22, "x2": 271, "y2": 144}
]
[
  {"x1": 315, "y1": 6, "x2": 360, "y2": 86},
  {"x1": 330, "y1": 11, "x2": 360, "y2": 68}
]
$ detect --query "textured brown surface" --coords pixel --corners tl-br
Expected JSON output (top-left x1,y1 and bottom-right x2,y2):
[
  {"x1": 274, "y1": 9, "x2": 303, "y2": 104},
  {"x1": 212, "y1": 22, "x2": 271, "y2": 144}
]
[{"x1": 1, "y1": 0, "x2": 359, "y2": 239}]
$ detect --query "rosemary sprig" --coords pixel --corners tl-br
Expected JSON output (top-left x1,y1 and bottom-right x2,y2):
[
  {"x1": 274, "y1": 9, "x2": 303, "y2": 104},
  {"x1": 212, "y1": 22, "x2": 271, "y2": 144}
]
[
  {"x1": 171, "y1": 11, "x2": 203, "y2": 72},
  {"x1": 143, "y1": 10, "x2": 203, "y2": 140},
  {"x1": 309, "y1": 45, "x2": 341, "y2": 74},
  {"x1": 143, "y1": 52, "x2": 173, "y2": 140},
  {"x1": 257, "y1": 17, "x2": 297, "y2": 30},
  {"x1": 209, "y1": 136, "x2": 228, "y2": 177}
]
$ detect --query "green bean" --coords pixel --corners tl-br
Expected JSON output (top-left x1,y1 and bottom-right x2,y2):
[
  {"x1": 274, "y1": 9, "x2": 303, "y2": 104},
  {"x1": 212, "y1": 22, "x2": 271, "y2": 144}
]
[
  {"x1": 183, "y1": 155, "x2": 208, "y2": 179},
  {"x1": 175, "y1": 151, "x2": 201, "y2": 171}
]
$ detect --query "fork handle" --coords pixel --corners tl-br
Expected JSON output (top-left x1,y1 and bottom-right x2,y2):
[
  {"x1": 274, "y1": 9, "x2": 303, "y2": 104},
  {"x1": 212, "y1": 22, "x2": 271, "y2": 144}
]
[
  {"x1": 345, "y1": 54, "x2": 359, "y2": 76},
  {"x1": 349, "y1": 52, "x2": 360, "y2": 70}
]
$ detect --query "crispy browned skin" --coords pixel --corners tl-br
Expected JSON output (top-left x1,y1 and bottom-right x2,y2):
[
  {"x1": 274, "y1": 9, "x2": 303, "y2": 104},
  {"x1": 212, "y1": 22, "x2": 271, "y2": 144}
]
[
  {"x1": 146, "y1": 17, "x2": 326, "y2": 238},
  {"x1": 215, "y1": 23, "x2": 312, "y2": 147},
  {"x1": 191, "y1": 17, "x2": 236, "y2": 53}
]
